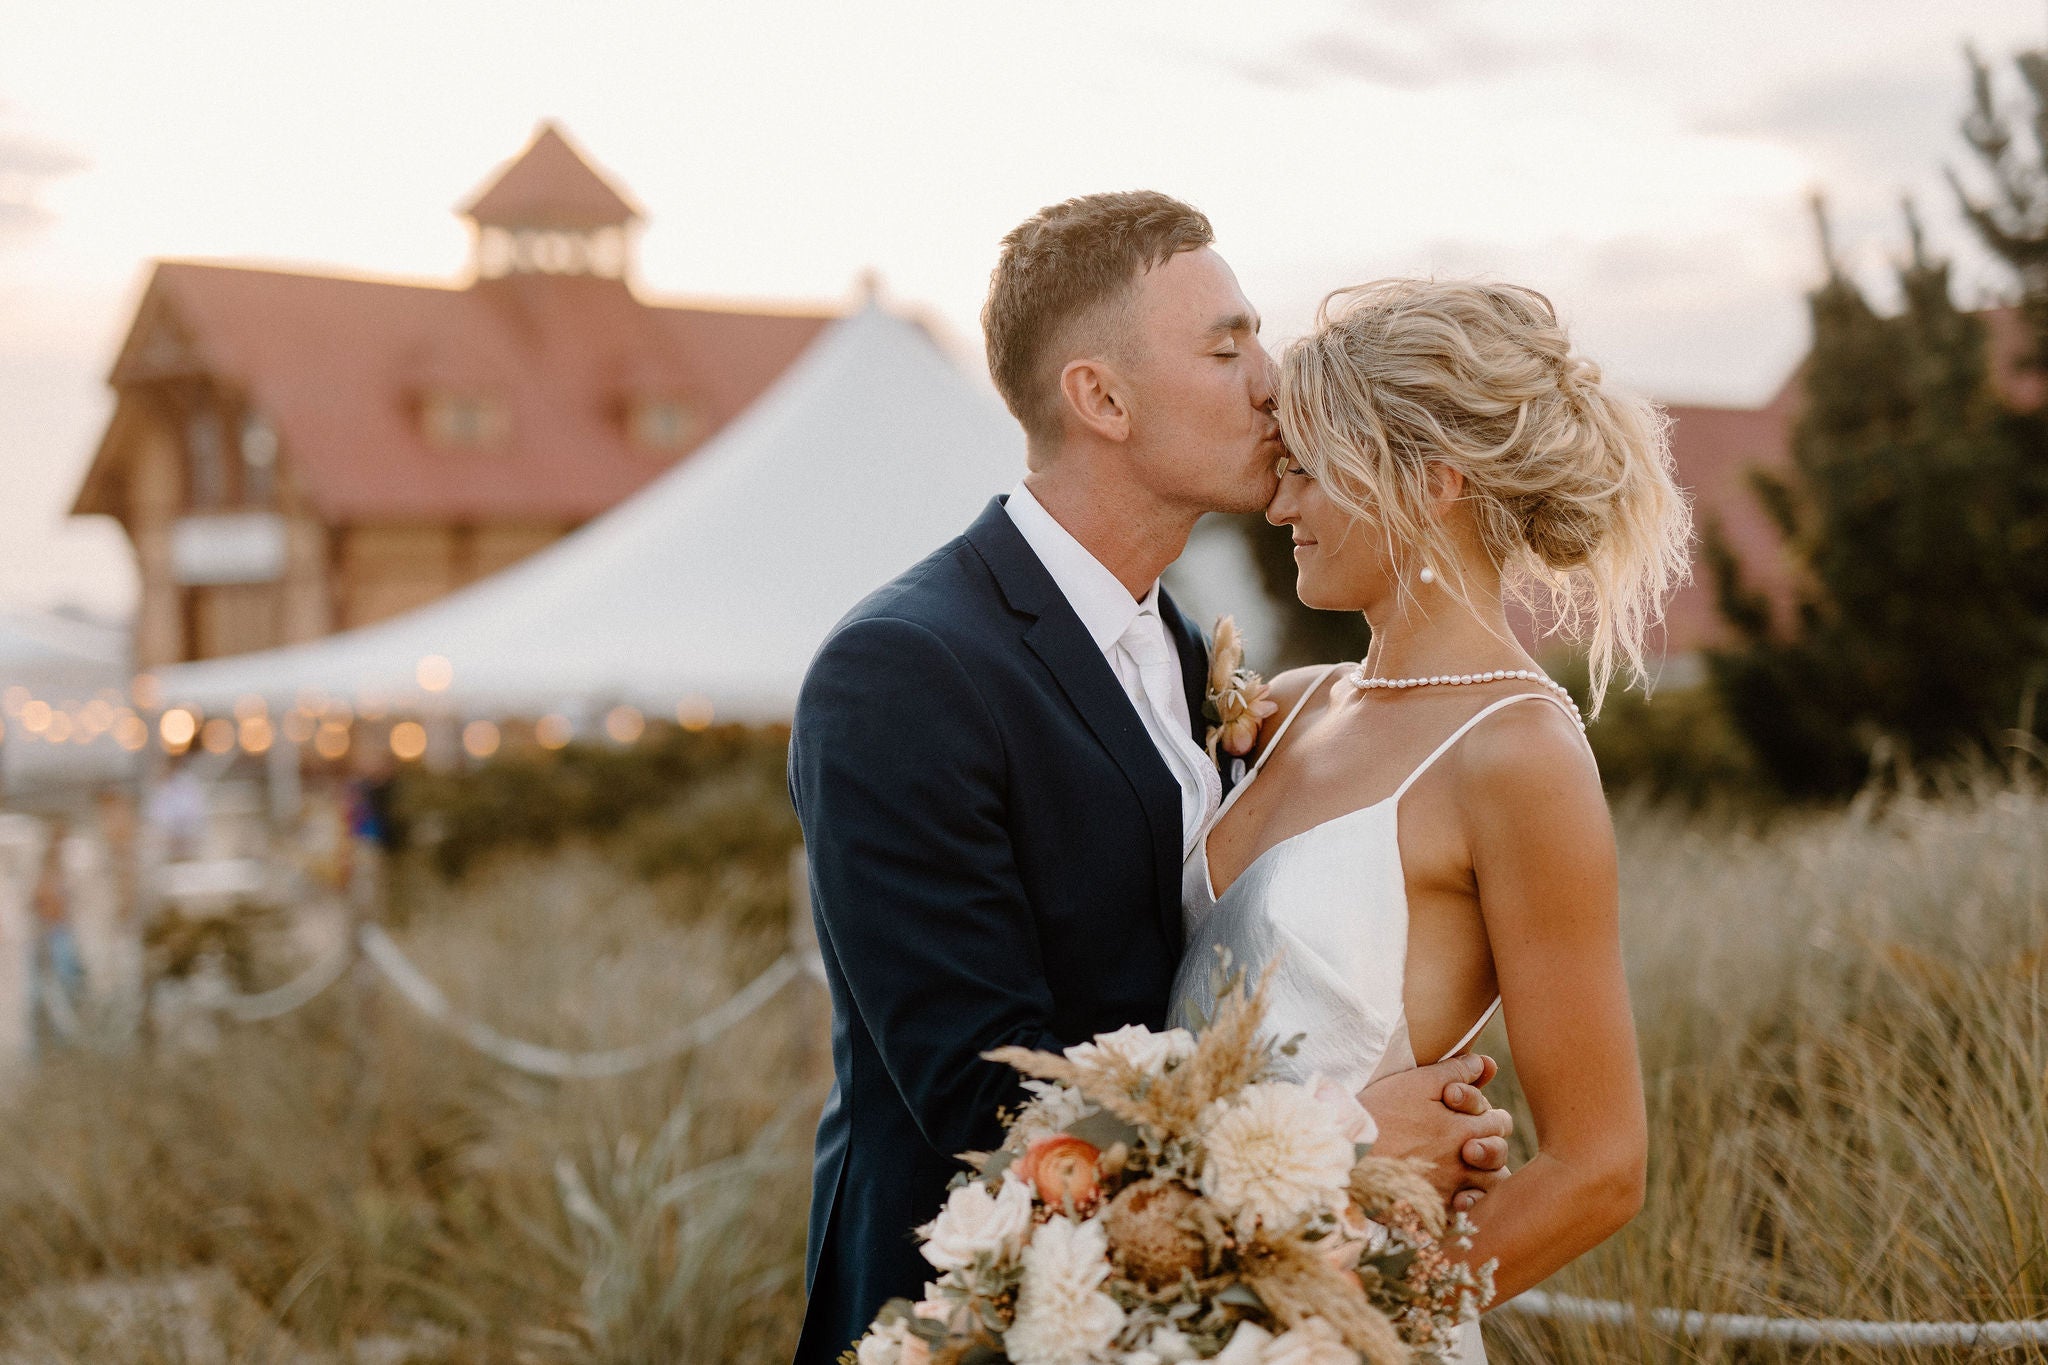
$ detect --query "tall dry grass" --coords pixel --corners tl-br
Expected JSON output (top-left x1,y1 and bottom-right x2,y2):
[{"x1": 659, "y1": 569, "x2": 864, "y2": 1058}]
[
  {"x1": 0, "y1": 847, "x2": 822, "y2": 1363},
  {"x1": 2, "y1": 782, "x2": 2044, "y2": 1362},
  {"x1": 1484, "y1": 777, "x2": 2048, "y2": 1363}
]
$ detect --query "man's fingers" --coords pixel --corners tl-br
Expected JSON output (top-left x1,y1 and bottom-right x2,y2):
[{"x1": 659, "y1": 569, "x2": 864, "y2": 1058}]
[
  {"x1": 1470, "y1": 1054, "x2": 1498, "y2": 1087},
  {"x1": 1442, "y1": 1082, "x2": 1491, "y2": 1116},
  {"x1": 1451, "y1": 1188, "x2": 1485, "y2": 1214},
  {"x1": 1456, "y1": 1163, "x2": 1510, "y2": 1196},
  {"x1": 1463, "y1": 1105, "x2": 1513, "y2": 1144},
  {"x1": 1462, "y1": 1135, "x2": 1508, "y2": 1169}
]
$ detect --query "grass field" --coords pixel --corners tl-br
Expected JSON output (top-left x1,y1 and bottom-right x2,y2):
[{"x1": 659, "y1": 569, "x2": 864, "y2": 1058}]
[{"x1": 1, "y1": 777, "x2": 2044, "y2": 1362}]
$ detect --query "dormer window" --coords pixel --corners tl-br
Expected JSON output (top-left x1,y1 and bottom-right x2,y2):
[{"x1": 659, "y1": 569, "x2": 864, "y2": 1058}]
[
  {"x1": 629, "y1": 398, "x2": 699, "y2": 452},
  {"x1": 422, "y1": 393, "x2": 510, "y2": 449}
]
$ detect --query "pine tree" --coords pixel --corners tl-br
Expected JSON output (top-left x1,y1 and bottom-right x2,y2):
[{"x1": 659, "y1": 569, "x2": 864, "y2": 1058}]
[{"x1": 1706, "y1": 191, "x2": 2048, "y2": 799}]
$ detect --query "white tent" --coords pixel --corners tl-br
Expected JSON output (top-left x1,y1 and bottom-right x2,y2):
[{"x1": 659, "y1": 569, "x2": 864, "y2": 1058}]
[
  {"x1": 155, "y1": 306, "x2": 1026, "y2": 720},
  {"x1": 0, "y1": 610, "x2": 128, "y2": 699}
]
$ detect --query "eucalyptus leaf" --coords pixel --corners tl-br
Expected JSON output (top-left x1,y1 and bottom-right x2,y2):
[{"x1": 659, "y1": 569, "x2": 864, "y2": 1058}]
[
  {"x1": 1216, "y1": 1282, "x2": 1266, "y2": 1310},
  {"x1": 981, "y1": 1147, "x2": 1020, "y2": 1184},
  {"x1": 1063, "y1": 1109, "x2": 1143, "y2": 1149}
]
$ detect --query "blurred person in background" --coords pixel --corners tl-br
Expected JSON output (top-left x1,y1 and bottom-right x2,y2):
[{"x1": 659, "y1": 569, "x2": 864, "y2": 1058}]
[{"x1": 32, "y1": 814, "x2": 82, "y2": 1043}]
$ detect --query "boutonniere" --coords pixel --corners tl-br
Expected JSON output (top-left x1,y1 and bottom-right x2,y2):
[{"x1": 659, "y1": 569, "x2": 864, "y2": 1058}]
[{"x1": 1203, "y1": 615, "x2": 1278, "y2": 759}]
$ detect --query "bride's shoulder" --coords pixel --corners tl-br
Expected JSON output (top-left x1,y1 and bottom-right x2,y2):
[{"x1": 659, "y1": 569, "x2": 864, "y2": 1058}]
[
  {"x1": 1451, "y1": 696, "x2": 1604, "y2": 823},
  {"x1": 1262, "y1": 664, "x2": 1345, "y2": 721}
]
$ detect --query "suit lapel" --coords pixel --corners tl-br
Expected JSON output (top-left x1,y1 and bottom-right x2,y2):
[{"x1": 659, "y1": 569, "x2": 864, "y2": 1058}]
[{"x1": 964, "y1": 499, "x2": 1185, "y2": 947}]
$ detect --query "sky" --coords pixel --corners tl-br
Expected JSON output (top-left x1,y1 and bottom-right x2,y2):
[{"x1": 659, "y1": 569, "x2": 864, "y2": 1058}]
[{"x1": 2, "y1": 0, "x2": 2041, "y2": 619}]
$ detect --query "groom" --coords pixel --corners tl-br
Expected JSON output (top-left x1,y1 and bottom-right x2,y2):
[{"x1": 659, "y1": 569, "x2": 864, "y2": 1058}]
[{"x1": 788, "y1": 192, "x2": 1513, "y2": 1363}]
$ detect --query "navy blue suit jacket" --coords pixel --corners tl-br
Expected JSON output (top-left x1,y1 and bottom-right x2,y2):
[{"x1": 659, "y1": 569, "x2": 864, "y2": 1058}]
[{"x1": 787, "y1": 497, "x2": 1213, "y2": 1364}]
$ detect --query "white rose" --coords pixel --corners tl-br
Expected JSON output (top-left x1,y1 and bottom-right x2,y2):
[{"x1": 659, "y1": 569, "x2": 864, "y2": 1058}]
[
  {"x1": 918, "y1": 1174, "x2": 1035, "y2": 1271},
  {"x1": 1004, "y1": 1216, "x2": 1125, "y2": 1365},
  {"x1": 1260, "y1": 1318, "x2": 1359, "y2": 1365},
  {"x1": 1145, "y1": 1325, "x2": 1196, "y2": 1362},
  {"x1": 1199, "y1": 1083, "x2": 1357, "y2": 1228},
  {"x1": 1212, "y1": 1322, "x2": 1273, "y2": 1365},
  {"x1": 1064, "y1": 1024, "x2": 1197, "y2": 1076},
  {"x1": 856, "y1": 1321, "x2": 909, "y2": 1365}
]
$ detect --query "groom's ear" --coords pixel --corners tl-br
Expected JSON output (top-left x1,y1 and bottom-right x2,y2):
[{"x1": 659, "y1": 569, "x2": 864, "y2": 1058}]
[{"x1": 1059, "y1": 356, "x2": 1132, "y2": 444}]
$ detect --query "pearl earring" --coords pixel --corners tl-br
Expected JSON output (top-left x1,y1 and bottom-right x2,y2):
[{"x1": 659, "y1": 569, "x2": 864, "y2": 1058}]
[{"x1": 1418, "y1": 566, "x2": 1438, "y2": 585}]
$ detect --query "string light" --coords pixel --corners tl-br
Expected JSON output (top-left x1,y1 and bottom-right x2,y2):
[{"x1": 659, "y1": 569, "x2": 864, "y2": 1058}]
[
  {"x1": 389, "y1": 721, "x2": 428, "y2": 761},
  {"x1": 239, "y1": 716, "x2": 275, "y2": 754},
  {"x1": 314, "y1": 721, "x2": 350, "y2": 760},
  {"x1": 535, "y1": 714, "x2": 572, "y2": 750},
  {"x1": 462, "y1": 720, "x2": 501, "y2": 759},
  {"x1": 200, "y1": 717, "x2": 235, "y2": 754},
  {"x1": 676, "y1": 695, "x2": 714, "y2": 731},
  {"x1": 114, "y1": 714, "x2": 148, "y2": 751},
  {"x1": 416, "y1": 655, "x2": 454, "y2": 692},
  {"x1": 604, "y1": 705, "x2": 645, "y2": 744},
  {"x1": 159, "y1": 709, "x2": 198, "y2": 750}
]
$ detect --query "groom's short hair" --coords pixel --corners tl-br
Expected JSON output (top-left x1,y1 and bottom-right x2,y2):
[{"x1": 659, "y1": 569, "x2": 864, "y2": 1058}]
[{"x1": 984, "y1": 191, "x2": 1214, "y2": 441}]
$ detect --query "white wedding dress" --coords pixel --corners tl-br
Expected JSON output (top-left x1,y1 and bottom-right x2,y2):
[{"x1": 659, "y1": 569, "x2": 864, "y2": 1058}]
[{"x1": 1167, "y1": 664, "x2": 1584, "y2": 1365}]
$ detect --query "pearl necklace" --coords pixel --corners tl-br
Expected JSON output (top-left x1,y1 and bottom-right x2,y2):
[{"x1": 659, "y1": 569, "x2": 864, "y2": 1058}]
[{"x1": 1344, "y1": 664, "x2": 1586, "y2": 733}]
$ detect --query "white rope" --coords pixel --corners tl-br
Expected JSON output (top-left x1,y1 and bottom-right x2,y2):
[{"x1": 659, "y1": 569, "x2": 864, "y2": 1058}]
[
  {"x1": 1507, "y1": 1290, "x2": 2048, "y2": 1347},
  {"x1": 356, "y1": 923, "x2": 818, "y2": 1079},
  {"x1": 214, "y1": 930, "x2": 356, "y2": 1022}
]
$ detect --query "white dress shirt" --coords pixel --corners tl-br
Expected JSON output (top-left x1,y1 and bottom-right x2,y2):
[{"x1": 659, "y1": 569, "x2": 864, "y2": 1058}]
[{"x1": 1005, "y1": 483, "x2": 1222, "y2": 853}]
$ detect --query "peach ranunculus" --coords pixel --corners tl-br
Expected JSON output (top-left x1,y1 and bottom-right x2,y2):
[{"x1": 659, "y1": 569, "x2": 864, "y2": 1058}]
[{"x1": 1015, "y1": 1133, "x2": 1103, "y2": 1211}]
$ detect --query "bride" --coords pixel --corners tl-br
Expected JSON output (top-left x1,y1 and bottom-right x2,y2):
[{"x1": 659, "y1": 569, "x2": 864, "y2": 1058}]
[{"x1": 1170, "y1": 279, "x2": 1691, "y2": 1358}]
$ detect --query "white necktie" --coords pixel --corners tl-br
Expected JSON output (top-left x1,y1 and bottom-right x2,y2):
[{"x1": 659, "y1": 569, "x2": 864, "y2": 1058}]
[{"x1": 1117, "y1": 610, "x2": 1221, "y2": 854}]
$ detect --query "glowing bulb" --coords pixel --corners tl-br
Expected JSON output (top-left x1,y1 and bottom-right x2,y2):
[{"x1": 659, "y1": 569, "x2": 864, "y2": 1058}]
[
  {"x1": 200, "y1": 718, "x2": 236, "y2": 754},
  {"x1": 114, "y1": 714, "x2": 149, "y2": 751},
  {"x1": 416, "y1": 655, "x2": 454, "y2": 693},
  {"x1": 314, "y1": 721, "x2": 350, "y2": 760},
  {"x1": 239, "y1": 716, "x2": 275, "y2": 754},
  {"x1": 604, "y1": 705, "x2": 645, "y2": 744},
  {"x1": 159, "y1": 709, "x2": 198, "y2": 748},
  {"x1": 535, "y1": 714, "x2": 572, "y2": 750},
  {"x1": 389, "y1": 721, "x2": 428, "y2": 761},
  {"x1": 462, "y1": 720, "x2": 500, "y2": 759},
  {"x1": 676, "y1": 695, "x2": 714, "y2": 731}
]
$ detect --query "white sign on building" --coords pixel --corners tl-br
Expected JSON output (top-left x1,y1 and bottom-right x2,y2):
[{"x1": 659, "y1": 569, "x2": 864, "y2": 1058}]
[{"x1": 169, "y1": 513, "x2": 287, "y2": 586}]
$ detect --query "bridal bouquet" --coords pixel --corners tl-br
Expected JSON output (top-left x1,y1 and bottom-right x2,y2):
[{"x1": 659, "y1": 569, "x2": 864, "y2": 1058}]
[{"x1": 846, "y1": 968, "x2": 1493, "y2": 1365}]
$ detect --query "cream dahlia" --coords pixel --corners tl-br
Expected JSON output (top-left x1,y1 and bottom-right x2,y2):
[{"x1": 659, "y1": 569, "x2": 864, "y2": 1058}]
[
  {"x1": 1002, "y1": 1215, "x2": 1125, "y2": 1365},
  {"x1": 1198, "y1": 1082, "x2": 1357, "y2": 1228}
]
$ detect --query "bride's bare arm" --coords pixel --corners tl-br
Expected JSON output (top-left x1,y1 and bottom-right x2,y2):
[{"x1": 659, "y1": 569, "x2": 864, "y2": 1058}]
[{"x1": 1452, "y1": 702, "x2": 1647, "y2": 1303}]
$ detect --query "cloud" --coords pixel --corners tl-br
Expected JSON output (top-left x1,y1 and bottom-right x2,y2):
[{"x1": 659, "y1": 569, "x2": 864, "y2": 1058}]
[
  {"x1": 1207, "y1": 2, "x2": 1542, "y2": 94},
  {"x1": 1699, "y1": 63, "x2": 1972, "y2": 186},
  {"x1": 0, "y1": 123, "x2": 90, "y2": 243}
]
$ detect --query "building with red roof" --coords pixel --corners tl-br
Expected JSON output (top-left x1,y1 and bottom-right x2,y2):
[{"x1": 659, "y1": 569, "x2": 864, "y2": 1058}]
[
  {"x1": 1650, "y1": 306, "x2": 2036, "y2": 659},
  {"x1": 71, "y1": 123, "x2": 836, "y2": 669}
]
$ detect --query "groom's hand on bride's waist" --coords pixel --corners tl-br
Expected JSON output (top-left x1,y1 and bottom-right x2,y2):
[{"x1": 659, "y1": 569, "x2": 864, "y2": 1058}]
[{"x1": 1356, "y1": 1053, "x2": 1514, "y2": 1207}]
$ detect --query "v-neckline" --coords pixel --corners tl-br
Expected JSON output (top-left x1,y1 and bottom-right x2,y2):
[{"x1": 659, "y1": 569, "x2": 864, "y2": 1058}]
[{"x1": 1201, "y1": 780, "x2": 1396, "y2": 903}]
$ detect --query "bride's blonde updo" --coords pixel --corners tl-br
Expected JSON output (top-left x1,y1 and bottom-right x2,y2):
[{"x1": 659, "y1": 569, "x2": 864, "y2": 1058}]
[{"x1": 1277, "y1": 279, "x2": 1692, "y2": 713}]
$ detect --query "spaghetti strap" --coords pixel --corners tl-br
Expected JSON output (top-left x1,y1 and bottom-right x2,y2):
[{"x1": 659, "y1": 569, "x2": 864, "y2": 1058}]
[
  {"x1": 1436, "y1": 996, "x2": 1502, "y2": 1062},
  {"x1": 1390, "y1": 691, "x2": 1583, "y2": 803},
  {"x1": 1244, "y1": 663, "x2": 1345, "y2": 783}
]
